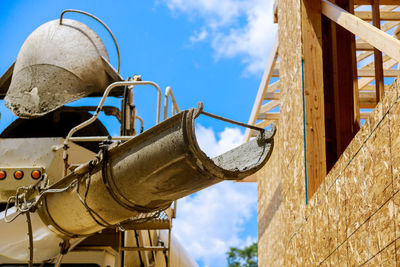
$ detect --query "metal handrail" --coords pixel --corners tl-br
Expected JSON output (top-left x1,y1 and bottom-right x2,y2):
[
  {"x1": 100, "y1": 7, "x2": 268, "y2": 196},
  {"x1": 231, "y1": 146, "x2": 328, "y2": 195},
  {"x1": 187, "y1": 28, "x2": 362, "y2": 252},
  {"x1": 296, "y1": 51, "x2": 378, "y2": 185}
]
[
  {"x1": 164, "y1": 86, "x2": 180, "y2": 121},
  {"x1": 61, "y1": 80, "x2": 162, "y2": 173},
  {"x1": 59, "y1": 9, "x2": 121, "y2": 73},
  {"x1": 65, "y1": 80, "x2": 161, "y2": 146},
  {"x1": 136, "y1": 116, "x2": 144, "y2": 133}
]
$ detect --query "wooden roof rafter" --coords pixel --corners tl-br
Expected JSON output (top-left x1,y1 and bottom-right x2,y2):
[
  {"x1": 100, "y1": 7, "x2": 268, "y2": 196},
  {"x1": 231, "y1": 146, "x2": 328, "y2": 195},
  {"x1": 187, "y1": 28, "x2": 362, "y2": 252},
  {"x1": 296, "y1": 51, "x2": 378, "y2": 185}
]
[{"x1": 244, "y1": 36, "x2": 280, "y2": 141}]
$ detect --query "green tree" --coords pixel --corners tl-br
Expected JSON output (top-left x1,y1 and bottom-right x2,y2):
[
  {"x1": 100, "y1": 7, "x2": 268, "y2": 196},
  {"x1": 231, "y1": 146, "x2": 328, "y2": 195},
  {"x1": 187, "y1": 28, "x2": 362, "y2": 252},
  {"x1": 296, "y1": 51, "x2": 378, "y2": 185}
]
[{"x1": 226, "y1": 242, "x2": 258, "y2": 267}]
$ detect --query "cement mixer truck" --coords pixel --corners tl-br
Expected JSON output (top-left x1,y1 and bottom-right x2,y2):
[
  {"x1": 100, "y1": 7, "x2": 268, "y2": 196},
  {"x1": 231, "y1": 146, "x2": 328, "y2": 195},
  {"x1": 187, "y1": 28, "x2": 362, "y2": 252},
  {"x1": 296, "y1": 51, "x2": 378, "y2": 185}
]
[{"x1": 0, "y1": 10, "x2": 275, "y2": 267}]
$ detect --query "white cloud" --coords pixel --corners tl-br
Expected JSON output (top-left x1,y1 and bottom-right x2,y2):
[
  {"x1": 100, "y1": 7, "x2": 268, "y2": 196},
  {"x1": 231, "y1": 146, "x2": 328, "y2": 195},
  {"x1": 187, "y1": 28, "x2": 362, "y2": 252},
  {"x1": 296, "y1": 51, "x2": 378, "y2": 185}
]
[
  {"x1": 173, "y1": 125, "x2": 257, "y2": 267},
  {"x1": 213, "y1": 2, "x2": 276, "y2": 74},
  {"x1": 190, "y1": 28, "x2": 209, "y2": 43},
  {"x1": 165, "y1": 0, "x2": 244, "y2": 27},
  {"x1": 174, "y1": 182, "x2": 257, "y2": 267},
  {"x1": 195, "y1": 123, "x2": 244, "y2": 158},
  {"x1": 163, "y1": 0, "x2": 277, "y2": 75}
]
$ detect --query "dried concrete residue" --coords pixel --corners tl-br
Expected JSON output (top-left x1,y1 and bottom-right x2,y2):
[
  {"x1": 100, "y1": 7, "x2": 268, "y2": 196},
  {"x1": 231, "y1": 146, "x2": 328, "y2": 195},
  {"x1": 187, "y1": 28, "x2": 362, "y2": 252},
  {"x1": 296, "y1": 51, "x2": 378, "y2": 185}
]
[{"x1": 211, "y1": 129, "x2": 275, "y2": 172}]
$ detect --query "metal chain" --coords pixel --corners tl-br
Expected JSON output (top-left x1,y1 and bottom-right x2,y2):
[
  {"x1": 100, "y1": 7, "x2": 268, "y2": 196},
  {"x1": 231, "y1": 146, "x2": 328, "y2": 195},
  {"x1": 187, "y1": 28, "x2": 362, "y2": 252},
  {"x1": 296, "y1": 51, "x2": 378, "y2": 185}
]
[
  {"x1": 4, "y1": 174, "x2": 77, "y2": 223},
  {"x1": 4, "y1": 174, "x2": 76, "y2": 266},
  {"x1": 4, "y1": 165, "x2": 173, "y2": 265}
]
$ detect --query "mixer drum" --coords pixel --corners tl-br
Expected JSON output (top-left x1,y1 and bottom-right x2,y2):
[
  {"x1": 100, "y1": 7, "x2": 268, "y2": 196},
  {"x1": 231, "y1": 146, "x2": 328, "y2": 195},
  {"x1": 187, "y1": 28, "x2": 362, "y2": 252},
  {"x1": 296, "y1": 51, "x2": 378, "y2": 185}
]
[{"x1": 5, "y1": 19, "x2": 110, "y2": 118}]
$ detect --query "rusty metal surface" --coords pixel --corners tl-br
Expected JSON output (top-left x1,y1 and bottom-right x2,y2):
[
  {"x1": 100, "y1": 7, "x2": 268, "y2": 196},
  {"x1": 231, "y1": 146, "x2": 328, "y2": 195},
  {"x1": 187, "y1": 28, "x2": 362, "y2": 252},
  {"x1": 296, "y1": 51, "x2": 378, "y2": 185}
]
[
  {"x1": 39, "y1": 108, "x2": 274, "y2": 237},
  {"x1": 5, "y1": 19, "x2": 110, "y2": 118}
]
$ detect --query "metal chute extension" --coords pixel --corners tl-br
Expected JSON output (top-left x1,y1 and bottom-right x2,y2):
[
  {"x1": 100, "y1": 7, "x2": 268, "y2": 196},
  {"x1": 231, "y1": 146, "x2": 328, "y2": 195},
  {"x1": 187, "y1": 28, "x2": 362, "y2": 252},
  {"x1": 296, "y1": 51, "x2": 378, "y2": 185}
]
[
  {"x1": 0, "y1": 107, "x2": 274, "y2": 262},
  {"x1": 38, "y1": 107, "x2": 274, "y2": 238}
]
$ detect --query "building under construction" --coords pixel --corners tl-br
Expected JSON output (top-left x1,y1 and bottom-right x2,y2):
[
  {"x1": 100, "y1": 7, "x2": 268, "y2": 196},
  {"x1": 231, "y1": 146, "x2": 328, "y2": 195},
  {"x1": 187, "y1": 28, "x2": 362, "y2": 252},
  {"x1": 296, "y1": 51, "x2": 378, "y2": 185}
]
[{"x1": 246, "y1": 0, "x2": 400, "y2": 265}]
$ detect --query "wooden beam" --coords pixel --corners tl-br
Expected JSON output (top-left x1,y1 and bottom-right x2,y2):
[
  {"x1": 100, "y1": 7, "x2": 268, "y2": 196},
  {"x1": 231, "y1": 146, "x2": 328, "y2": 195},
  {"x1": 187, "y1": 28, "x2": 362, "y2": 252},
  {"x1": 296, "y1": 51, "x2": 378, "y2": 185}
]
[
  {"x1": 354, "y1": 0, "x2": 400, "y2": 4},
  {"x1": 360, "y1": 112, "x2": 370, "y2": 120},
  {"x1": 259, "y1": 100, "x2": 280, "y2": 113},
  {"x1": 360, "y1": 84, "x2": 391, "y2": 91},
  {"x1": 272, "y1": 68, "x2": 280, "y2": 77},
  {"x1": 381, "y1": 21, "x2": 400, "y2": 32},
  {"x1": 360, "y1": 85, "x2": 375, "y2": 91},
  {"x1": 355, "y1": 11, "x2": 400, "y2": 21},
  {"x1": 360, "y1": 91, "x2": 378, "y2": 108},
  {"x1": 302, "y1": 0, "x2": 327, "y2": 200},
  {"x1": 355, "y1": 22, "x2": 400, "y2": 63},
  {"x1": 264, "y1": 92, "x2": 281, "y2": 100},
  {"x1": 372, "y1": 0, "x2": 385, "y2": 102},
  {"x1": 256, "y1": 112, "x2": 280, "y2": 120},
  {"x1": 358, "y1": 58, "x2": 397, "y2": 89},
  {"x1": 356, "y1": 41, "x2": 374, "y2": 50},
  {"x1": 360, "y1": 100, "x2": 376, "y2": 109},
  {"x1": 359, "y1": 54, "x2": 390, "y2": 69},
  {"x1": 267, "y1": 80, "x2": 280, "y2": 93},
  {"x1": 357, "y1": 51, "x2": 374, "y2": 62},
  {"x1": 322, "y1": 0, "x2": 400, "y2": 62},
  {"x1": 380, "y1": 5, "x2": 400, "y2": 12},
  {"x1": 244, "y1": 37, "x2": 279, "y2": 141},
  {"x1": 357, "y1": 69, "x2": 400, "y2": 77}
]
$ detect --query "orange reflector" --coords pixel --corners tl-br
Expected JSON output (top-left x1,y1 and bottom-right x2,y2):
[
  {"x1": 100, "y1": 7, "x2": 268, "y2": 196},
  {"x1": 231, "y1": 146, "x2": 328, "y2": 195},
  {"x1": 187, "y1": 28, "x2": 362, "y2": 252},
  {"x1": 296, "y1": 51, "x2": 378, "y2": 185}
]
[
  {"x1": 14, "y1": 170, "x2": 24, "y2": 180},
  {"x1": 31, "y1": 170, "x2": 41, "y2": 179},
  {"x1": 0, "y1": 170, "x2": 6, "y2": 180}
]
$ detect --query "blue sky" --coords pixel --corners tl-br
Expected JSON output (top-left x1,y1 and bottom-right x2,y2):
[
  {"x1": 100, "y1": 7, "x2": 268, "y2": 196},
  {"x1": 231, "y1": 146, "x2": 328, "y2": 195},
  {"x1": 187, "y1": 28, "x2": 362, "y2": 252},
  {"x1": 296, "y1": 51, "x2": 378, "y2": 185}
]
[{"x1": 0, "y1": 1, "x2": 276, "y2": 266}]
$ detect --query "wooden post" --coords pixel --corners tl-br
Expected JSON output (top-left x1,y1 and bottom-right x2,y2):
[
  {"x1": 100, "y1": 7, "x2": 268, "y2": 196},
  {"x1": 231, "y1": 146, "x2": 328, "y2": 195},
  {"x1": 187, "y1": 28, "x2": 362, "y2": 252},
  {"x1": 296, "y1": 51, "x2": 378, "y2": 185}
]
[
  {"x1": 372, "y1": 0, "x2": 385, "y2": 102},
  {"x1": 322, "y1": 0, "x2": 360, "y2": 167},
  {"x1": 322, "y1": 14, "x2": 338, "y2": 172},
  {"x1": 301, "y1": 0, "x2": 327, "y2": 200},
  {"x1": 349, "y1": 0, "x2": 361, "y2": 138}
]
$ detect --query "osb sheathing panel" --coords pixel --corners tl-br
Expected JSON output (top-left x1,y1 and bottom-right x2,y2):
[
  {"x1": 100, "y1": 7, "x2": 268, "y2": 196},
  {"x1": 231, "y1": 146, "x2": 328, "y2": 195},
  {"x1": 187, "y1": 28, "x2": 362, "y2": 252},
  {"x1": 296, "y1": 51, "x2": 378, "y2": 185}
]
[
  {"x1": 363, "y1": 118, "x2": 393, "y2": 213},
  {"x1": 257, "y1": 0, "x2": 305, "y2": 264},
  {"x1": 312, "y1": 193, "x2": 329, "y2": 262},
  {"x1": 327, "y1": 181, "x2": 338, "y2": 252},
  {"x1": 367, "y1": 241, "x2": 396, "y2": 266},
  {"x1": 337, "y1": 241, "x2": 348, "y2": 266},
  {"x1": 277, "y1": 0, "x2": 306, "y2": 249},
  {"x1": 257, "y1": 123, "x2": 281, "y2": 228},
  {"x1": 258, "y1": 56, "x2": 400, "y2": 266},
  {"x1": 336, "y1": 174, "x2": 348, "y2": 245},
  {"x1": 257, "y1": 122, "x2": 285, "y2": 266},
  {"x1": 392, "y1": 191, "x2": 400, "y2": 239},
  {"x1": 389, "y1": 90, "x2": 400, "y2": 193},
  {"x1": 368, "y1": 199, "x2": 395, "y2": 258},
  {"x1": 347, "y1": 219, "x2": 369, "y2": 265}
]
